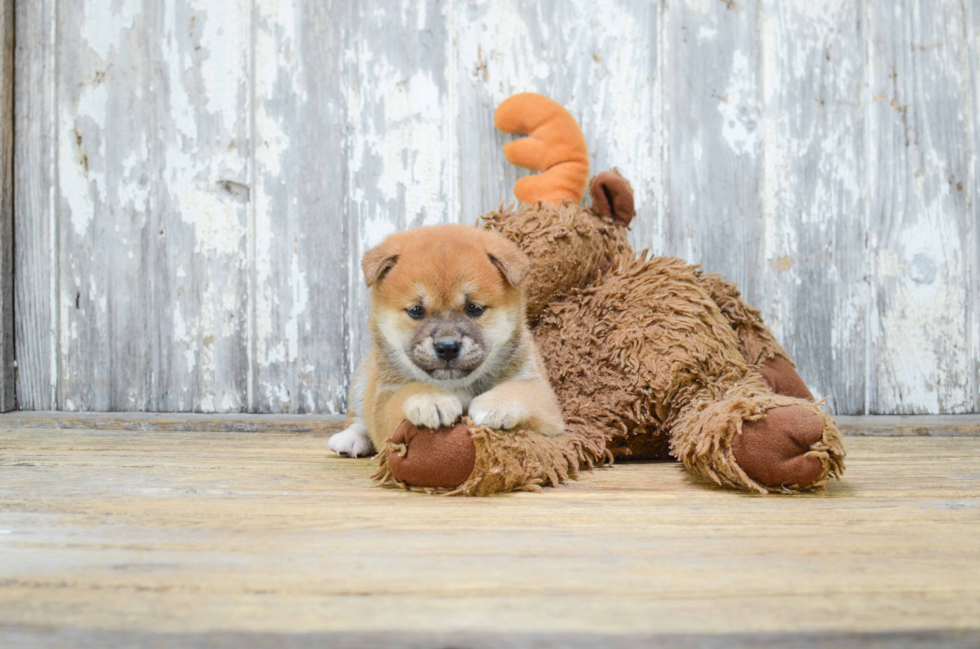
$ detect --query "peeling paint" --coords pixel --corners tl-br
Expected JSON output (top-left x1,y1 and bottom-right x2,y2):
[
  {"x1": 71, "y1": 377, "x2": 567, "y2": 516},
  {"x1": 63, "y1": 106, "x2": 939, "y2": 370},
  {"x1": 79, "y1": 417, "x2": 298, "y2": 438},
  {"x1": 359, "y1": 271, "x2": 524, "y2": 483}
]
[
  {"x1": 80, "y1": 0, "x2": 140, "y2": 61},
  {"x1": 719, "y1": 51, "x2": 759, "y2": 156}
]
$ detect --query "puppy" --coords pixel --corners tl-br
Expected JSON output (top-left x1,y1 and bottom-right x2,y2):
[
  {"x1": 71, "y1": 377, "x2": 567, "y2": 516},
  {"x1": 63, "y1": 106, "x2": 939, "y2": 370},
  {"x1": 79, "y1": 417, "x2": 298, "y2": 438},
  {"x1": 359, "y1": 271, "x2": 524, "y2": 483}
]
[{"x1": 328, "y1": 224, "x2": 565, "y2": 458}]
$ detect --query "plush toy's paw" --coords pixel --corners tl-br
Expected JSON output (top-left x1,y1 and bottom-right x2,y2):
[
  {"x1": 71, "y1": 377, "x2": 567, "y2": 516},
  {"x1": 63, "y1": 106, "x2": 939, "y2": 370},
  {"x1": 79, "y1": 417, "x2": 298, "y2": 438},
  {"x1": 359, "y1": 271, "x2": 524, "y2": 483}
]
[
  {"x1": 758, "y1": 357, "x2": 814, "y2": 401},
  {"x1": 468, "y1": 393, "x2": 528, "y2": 430},
  {"x1": 403, "y1": 393, "x2": 463, "y2": 429},
  {"x1": 387, "y1": 420, "x2": 476, "y2": 489},
  {"x1": 732, "y1": 405, "x2": 825, "y2": 489}
]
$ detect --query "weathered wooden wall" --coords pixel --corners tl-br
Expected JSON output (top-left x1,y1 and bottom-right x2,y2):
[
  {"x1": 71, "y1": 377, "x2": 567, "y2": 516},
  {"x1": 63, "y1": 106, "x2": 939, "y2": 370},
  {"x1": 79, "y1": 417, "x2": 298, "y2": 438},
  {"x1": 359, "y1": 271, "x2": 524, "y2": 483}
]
[
  {"x1": 10, "y1": 0, "x2": 979, "y2": 415},
  {"x1": 0, "y1": 0, "x2": 13, "y2": 412}
]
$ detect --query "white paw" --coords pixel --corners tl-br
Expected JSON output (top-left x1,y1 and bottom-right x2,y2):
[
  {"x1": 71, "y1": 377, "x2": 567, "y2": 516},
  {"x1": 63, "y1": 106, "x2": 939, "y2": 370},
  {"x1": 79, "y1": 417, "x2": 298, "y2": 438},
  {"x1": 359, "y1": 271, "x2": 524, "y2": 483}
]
[
  {"x1": 403, "y1": 393, "x2": 463, "y2": 429},
  {"x1": 328, "y1": 425, "x2": 374, "y2": 458},
  {"x1": 468, "y1": 395, "x2": 528, "y2": 430}
]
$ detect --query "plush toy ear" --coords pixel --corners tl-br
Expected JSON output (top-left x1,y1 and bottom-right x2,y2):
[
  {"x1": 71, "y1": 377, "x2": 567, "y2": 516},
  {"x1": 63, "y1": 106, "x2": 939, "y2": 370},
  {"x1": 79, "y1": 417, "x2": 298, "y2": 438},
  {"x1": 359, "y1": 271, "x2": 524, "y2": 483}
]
[
  {"x1": 589, "y1": 169, "x2": 635, "y2": 228},
  {"x1": 485, "y1": 236, "x2": 530, "y2": 287},
  {"x1": 361, "y1": 242, "x2": 399, "y2": 287}
]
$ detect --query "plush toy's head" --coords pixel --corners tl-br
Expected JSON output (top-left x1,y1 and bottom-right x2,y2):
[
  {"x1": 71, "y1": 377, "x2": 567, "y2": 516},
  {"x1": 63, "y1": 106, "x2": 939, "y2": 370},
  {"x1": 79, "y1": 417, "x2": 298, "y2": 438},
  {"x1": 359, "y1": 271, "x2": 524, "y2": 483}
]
[{"x1": 483, "y1": 94, "x2": 637, "y2": 322}]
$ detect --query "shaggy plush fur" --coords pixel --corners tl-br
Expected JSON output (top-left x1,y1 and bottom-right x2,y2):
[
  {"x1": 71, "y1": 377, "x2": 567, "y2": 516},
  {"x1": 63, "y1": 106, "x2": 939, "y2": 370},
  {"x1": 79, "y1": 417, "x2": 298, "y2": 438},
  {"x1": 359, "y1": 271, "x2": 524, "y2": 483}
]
[{"x1": 373, "y1": 171, "x2": 846, "y2": 496}]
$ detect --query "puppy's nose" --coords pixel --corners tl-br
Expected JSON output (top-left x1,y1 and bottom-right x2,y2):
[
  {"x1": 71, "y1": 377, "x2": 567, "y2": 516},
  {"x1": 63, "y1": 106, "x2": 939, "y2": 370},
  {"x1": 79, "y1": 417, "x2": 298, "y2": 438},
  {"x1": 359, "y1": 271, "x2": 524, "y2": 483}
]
[{"x1": 434, "y1": 339, "x2": 461, "y2": 361}]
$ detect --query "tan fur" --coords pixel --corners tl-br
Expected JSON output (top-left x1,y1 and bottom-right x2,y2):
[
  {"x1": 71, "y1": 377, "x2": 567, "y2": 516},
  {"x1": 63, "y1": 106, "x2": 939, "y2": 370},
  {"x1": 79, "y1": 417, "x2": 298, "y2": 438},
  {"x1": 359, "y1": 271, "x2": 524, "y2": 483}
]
[{"x1": 333, "y1": 224, "x2": 564, "y2": 457}]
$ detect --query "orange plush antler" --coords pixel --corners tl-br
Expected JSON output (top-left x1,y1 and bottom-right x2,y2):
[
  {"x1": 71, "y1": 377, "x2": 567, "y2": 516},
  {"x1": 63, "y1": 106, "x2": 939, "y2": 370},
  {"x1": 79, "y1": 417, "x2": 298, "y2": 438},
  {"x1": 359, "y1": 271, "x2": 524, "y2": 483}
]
[{"x1": 494, "y1": 93, "x2": 589, "y2": 206}]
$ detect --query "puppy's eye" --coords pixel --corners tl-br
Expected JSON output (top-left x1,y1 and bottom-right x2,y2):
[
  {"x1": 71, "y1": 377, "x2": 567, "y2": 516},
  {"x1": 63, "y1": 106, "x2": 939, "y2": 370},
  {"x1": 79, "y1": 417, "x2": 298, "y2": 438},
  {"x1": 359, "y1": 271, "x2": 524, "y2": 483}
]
[
  {"x1": 465, "y1": 303, "x2": 486, "y2": 318},
  {"x1": 406, "y1": 306, "x2": 426, "y2": 320}
]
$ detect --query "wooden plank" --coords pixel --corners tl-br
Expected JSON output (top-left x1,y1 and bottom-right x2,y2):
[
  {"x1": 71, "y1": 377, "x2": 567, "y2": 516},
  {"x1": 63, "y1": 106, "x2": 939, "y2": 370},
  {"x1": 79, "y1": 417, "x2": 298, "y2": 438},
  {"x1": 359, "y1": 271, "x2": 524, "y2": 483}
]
[
  {"x1": 970, "y1": 2, "x2": 980, "y2": 416},
  {"x1": 0, "y1": 410, "x2": 346, "y2": 433},
  {"x1": 3, "y1": 628, "x2": 979, "y2": 649},
  {"x1": 52, "y1": 0, "x2": 252, "y2": 411},
  {"x1": 759, "y1": 0, "x2": 866, "y2": 413},
  {"x1": 664, "y1": 0, "x2": 764, "y2": 303},
  {"x1": 0, "y1": 430, "x2": 978, "y2": 639},
  {"x1": 13, "y1": 0, "x2": 57, "y2": 410},
  {"x1": 454, "y1": 0, "x2": 665, "y2": 252},
  {"x1": 0, "y1": 0, "x2": 12, "y2": 412},
  {"x1": 54, "y1": 0, "x2": 146, "y2": 410},
  {"x1": 148, "y1": 0, "x2": 252, "y2": 412},
  {"x1": 834, "y1": 414, "x2": 980, "y2": 437},
  {"x1": 250, "y1": 0, "x2": 349, "y2": 414},
  {"x1": 867, "y1": 0, "x2": 975, "y2": 414},
  {"x1": 345, "y1": 0, "x2": 457, "y2": 375},
  {"x1": 1, "y1": 412, "x2": 977, "y2": 437}
]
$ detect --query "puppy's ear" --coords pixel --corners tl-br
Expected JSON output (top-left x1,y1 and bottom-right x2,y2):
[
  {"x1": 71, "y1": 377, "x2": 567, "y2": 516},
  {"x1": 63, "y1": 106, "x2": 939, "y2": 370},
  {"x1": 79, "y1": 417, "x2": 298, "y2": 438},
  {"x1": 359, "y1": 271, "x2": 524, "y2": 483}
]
[
  {"x1": 486, "y1": 236, "x2": 530, "y2": 287},
  {"x1": 362, "y1": 242, "x2": 399, "y2": 287}
]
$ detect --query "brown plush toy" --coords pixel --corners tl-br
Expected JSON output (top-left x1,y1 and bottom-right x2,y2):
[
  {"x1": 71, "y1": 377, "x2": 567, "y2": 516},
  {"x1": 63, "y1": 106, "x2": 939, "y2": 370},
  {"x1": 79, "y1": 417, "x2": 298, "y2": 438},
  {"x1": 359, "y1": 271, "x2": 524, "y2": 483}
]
[{"x1": 373, "y1": 93, "x2": 845, "y2": 496}]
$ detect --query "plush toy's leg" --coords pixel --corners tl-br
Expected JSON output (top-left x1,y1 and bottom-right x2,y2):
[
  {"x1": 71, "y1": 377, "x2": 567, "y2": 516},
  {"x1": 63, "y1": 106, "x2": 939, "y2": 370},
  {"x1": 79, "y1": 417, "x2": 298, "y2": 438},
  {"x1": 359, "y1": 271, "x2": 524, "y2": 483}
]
[
  {"x1": 669, "y1": 373, "x2": 845, "y2": 493},
  {"x1": 697, "y1": 273, "x2": 787, "y2": 364},
  {"x1": 756, "y1": 357, "x2": 813, "y2": 401},
  {"x1": 380, "y1": 421, "x2": 477, "y2": 489},
  {"x1": 373, "y1": 418, "x2": 611, "y2": 496},
  {"x1": 698, "y1": 273, "x2": 813, "y2": 400}
]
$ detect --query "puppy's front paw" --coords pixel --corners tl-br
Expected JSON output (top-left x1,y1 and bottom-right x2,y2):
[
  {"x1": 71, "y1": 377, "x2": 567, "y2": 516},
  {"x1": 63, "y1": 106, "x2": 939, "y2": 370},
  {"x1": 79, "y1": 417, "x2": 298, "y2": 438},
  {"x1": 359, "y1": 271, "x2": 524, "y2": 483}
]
[
  {"x1": 468, "y1": 394, "x2": 528, "y2": 430},
  {"x1": 403, "y1": 393, "x2": 463, "y2": 429},
  {"x1": 328, "y1": 425, "x2": 374, "y2": 458}
]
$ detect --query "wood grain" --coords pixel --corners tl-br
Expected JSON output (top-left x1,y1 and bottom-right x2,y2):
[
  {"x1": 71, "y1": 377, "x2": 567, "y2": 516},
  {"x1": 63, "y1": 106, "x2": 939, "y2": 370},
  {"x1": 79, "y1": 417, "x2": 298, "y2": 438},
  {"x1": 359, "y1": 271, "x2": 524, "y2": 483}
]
[
  {"x1": 0, "y1": 0, "x2": 12, "y2": 412},
  {"x1": 664, "y1": 0, "x2": 764, "y2": 305},
  {"x1": 4, "y1": 628, "x2": 979, "y2": 649},
  {"x1": 867, "y1": 0, "x2": 976, "y2": 414},
  {"x1": 0, "y1": 425, "x2": 978, "y2": 641},
  {"x1": 13, "y1": 0, "x2": 255, "y2": 411},
  {"x1": 834, "y1": 414, "x2": 980, "y2": 437},
  {"x1": 147, "y1": 0, "x2": 252, "y2": 413},
  {"x1": 972, "y1": 0, "x2": 980, "y2": 418},
  {"x1": 0, "y1": 410, "x2": 347, "y2": 433},
  {"x1": 3, "y1": 411, "x2": 979, "y2": 437},
  {"x1": 251, "y1": 0, "x2": 349, "y2": 414},
  {"x1": 54, "y1": 0, "x2": 150, "y2": 410},
  {"x1": 759, "y1": 0, "x2": 866, "y2": 412},
  {"x1": 13, "y1": 0, "x2": 57, "y2": 411}
]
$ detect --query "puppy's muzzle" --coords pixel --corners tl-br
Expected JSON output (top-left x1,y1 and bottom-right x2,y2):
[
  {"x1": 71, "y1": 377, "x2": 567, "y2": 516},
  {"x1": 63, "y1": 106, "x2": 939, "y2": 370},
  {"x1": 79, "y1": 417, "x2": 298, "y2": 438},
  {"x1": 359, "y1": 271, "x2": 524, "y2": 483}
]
[{"x1": 434, "y1": 339, "x2": 461, "y2": 361}]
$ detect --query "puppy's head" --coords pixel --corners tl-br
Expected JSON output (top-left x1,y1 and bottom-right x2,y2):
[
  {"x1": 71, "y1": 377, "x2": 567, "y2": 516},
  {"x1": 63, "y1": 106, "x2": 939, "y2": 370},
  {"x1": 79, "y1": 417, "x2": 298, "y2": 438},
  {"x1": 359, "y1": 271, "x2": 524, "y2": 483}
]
[{"x1": 363, "y1": 224, "x2": 529, "y2": 386}]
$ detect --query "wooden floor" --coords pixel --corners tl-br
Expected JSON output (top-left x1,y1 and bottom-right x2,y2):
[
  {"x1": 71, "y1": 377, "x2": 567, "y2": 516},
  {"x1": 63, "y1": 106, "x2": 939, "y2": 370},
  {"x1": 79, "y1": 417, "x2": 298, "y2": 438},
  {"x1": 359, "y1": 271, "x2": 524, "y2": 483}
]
[{"x1": 1, "y1": 414, "x2": 979, "y2": 648}]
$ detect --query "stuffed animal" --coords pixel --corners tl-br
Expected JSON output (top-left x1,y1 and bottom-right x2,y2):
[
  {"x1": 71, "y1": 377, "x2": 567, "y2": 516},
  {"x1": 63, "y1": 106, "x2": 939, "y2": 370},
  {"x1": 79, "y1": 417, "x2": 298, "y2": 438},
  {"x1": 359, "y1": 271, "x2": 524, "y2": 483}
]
[{"x1": 372, "y1": 93, "x2": 845, "y2": 496}]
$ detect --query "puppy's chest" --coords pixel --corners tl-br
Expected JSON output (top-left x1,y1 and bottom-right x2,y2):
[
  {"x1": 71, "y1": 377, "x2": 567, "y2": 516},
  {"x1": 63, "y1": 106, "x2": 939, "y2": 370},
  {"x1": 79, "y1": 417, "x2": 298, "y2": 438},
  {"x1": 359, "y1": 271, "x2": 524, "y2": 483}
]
[{"x1": 448, "y1": 388, "x2": 476, "y2": 410}]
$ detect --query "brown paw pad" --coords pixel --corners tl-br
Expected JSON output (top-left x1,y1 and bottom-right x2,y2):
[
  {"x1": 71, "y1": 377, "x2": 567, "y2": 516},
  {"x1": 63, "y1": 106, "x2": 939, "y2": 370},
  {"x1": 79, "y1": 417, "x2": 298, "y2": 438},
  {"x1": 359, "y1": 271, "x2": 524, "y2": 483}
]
[
  {"x1": 733, "y1": 405, "x2": 826, "y2": 489},
  {"x1": 759, "y1": 357, "x2": 814, "y2": 401},
  {"x1": 387, "y1": 421, "x2": 476, "y2": 489}
]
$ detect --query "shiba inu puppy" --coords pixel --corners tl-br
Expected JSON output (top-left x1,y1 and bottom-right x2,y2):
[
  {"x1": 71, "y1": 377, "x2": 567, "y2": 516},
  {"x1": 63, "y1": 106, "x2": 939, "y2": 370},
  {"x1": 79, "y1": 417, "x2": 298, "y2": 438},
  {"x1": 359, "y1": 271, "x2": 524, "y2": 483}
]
[{"x1": 328, "y1": 224, "x2": 565, "y2": 458}]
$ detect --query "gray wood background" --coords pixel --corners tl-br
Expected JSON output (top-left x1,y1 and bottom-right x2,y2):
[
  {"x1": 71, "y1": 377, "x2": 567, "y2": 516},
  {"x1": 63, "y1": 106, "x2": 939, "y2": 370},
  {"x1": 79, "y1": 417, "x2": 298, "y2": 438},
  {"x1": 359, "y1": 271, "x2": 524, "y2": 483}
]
[
  {"x1": 0, "y1": 0, "x2": 13, "y2": 412},
  {"x1": 9, "y1": 0, "x2": 979, "y2": 415}
]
